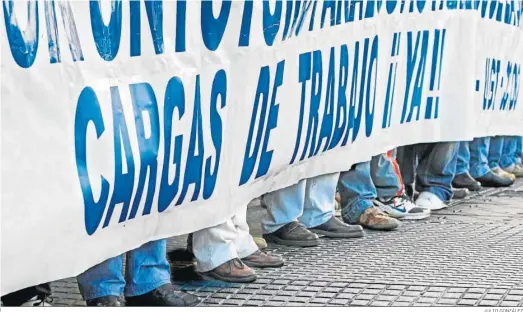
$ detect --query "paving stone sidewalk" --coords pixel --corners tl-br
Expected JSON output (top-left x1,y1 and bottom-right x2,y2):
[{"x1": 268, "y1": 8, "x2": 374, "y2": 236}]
[{"x1": 51, "y1": 180, "x2": 523, "y2": 307}]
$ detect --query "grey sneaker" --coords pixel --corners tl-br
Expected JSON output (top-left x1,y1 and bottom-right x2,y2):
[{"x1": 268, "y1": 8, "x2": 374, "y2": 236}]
[
  {"x1": 503, "y1": 163, "x2": 523, "y2": 178},
  {"x1": 452, "y1": 188, "x2": 470, "y2": 199},
  {"x1": 374, "y1": 197, "x2": 408, "y2": 219},
  {"x1": 492, "y1": 167, "x2": 516, "y2": 181}
]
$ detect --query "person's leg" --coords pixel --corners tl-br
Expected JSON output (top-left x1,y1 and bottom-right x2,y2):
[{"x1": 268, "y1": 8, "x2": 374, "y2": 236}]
[
  {"x1": 231, "y1": 213, "x2": 284, "y2": 268},
  {"x1": 396, "y1": 145, "x2": 418, "y2": 199},
  {"x1": 470, "y1": 136, "x2": 515, "y2": 186},
  {"x1": 192, "y1": 221, "x2": 246, "y2": 273},
  {"x1": 338, "y1": 162, "x2": 376, "y2": 223},
  {"x1": 488, "y1": 136, "x2": 504, "y2": 169},
  {"x1": 124, "y1": 240, "x2": 200, "y2": 306},
  {"x1": 338, "y1": 161, "x2": 400, "y2": 230},
  {"x1": 262, "y1": 180, "x2": 320, "y2": 246},
  {"x1": 371, "y1": 153, "x2": 402, "y2": 200},
  {"x1": 500, "y1": 136, "x2": 518, "y2": 169},
  {"x1": 298, "y1": 173, "x2": 338, "y2": 228},
  {"x1": 489, "y1": 136, "x2": 517, "y2": 180},
  {"x1": 299, "y1": 173, "x2": 364, "y2": 238},
  {"x1": 501, "y1": 136, "x2": 523, "y2": 176},
  {"x1": 77, "y1": 255, "x2": 125, "y2": 302},
  {"x1": 372, "y1": 153, "x2": 430, "y2": 220},
  {"x1": 504, "y1": 136, "x2": 523, "y2": 177},
  {"x1": 124, "y1": 240, "x2": 172, "y2": 297},
  {"x1": 261, "y1": 180, "x2": 306, "y2": 234},
  {"x1": 385, "y1": 149, "x2": 406, "y2": 195},
  {"x1": 192, "y1": 220, "x2": 257, "y2": 283},
  {"x1": 452, "y1": 141, "x2": 482, "y2": 191},
  {"x1": 396, "y1": 145, "x2": 417, "y2": 186},
  {"x1": 415, "y1": 142, "x2": 458, "y2": 208},
  {"x1": 455, "y1": 141, "x2": 470, "y2": 175},
  {"x1": 231, "y1": 213, "x2": 260, "y2": 260},
  {"x1": 469, "y1": 137, "x2": 491, "y2": 178}
]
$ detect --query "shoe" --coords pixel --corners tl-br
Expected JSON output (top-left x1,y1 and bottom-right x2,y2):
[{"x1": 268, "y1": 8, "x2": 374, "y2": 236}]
[
  {"x1": 452, "y1": 172, "x2": 482, "y2": 191},
  {"x1": 452, "y1": 188, "x2": 470, "y2": 199},
  {"x1": 354, "y1": 207, "x2": 401, "y2": 231},
  {"x1": 415, "y1": 192, "x2": 447, "y2": 211},
  {"x1": 125, "y1": 284, "x2": 201, "y2": 307},
  {"x1": 199, "y1": 258, "x2": 256, "y2": 283},
  {"x1": 263, "y1": 221, "x2": 320, "y2": 247},
  {"x1": 374, "y1": 198, "x2": 408, "y2": 219},
  {"x1": 384, "y1": 194, "x2": 431, "y2": 220},
  {"x1": 503, "y1": 163, "x2": 523, "y2": 178},
  {"x1": 21, "y1": 295, "x2": 53, "y2": 307},
  {"x1": 492, "y1": 167, "x2": 516, "y2": 181},
  {"x1": 475, "y1": 170, "x2": 514, "y2": 187},
  {"x1": 86, "y1": 296, "x2": 124, "y2": 307},
  {"x1": 253, "y1": 236, "x2": 268, "y2": 249},
  {"x1": 241, "y1": 250, "x2": 284, "y2": 268},
  {"x1": 309, "y1": 216, "x2": 364, "y2": 238}
]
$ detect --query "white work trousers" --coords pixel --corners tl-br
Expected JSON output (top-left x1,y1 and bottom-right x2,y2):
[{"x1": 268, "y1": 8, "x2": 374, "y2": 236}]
[{"x1": 191, "y1": 210, "x2": 258, "y2": 272}]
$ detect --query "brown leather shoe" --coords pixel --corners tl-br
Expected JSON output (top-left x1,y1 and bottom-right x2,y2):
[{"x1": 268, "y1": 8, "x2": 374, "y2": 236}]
[
  {"x1": 241, "y1": 250, "x2": 284, "y2": 268},
  {"x1": 357, "y1": 207, "x2": 400, "y2": 231},
  {"x1": 200, "y1": 259, "x2": 256, "y2": 283}
]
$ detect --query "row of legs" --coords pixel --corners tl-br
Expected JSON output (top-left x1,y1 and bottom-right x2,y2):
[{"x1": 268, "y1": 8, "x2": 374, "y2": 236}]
[{"x1": 73, "y1": 136, "x2": 522, "y2": 305}]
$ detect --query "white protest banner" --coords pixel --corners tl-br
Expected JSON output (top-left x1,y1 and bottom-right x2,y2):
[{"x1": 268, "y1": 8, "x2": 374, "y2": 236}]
[{"x1": 1, "y1": 0, "x2": 522, "y2": 295}]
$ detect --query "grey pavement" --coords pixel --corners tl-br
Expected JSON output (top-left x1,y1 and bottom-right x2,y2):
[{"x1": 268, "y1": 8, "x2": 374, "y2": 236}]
[{"x1": 50, "y1": 180, "x2": 523, "y2": 307}]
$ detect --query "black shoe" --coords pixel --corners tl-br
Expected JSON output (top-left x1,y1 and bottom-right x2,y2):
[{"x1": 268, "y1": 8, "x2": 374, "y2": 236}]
[
  {"x1": 475, "y1": 170, "x2": 514, "y2": 188},
  {"x1": 125, "y1": 284, "x2": 201, "y2": 307},
  {"x1": 309, "y1": 216, "x2": 364, "y2": 239},
  {"x1": 263, "y1": 221, "x2": 320, "y2": 247},
  {"x1": 199, "y1": 259, "x2": 257, "y2": 283},
  {"x1": 86, "y1": 296, "x2": 124, "y2": 307},
  {"x1": 452, "y1": 173, "x2": 481, "y2": 191}
]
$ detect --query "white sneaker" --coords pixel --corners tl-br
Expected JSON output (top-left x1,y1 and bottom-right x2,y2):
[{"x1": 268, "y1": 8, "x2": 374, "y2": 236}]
[
  {"x1": 377, "y1": 194, "x2": 430, "y2": 220},
  {"x1": 415, "y1": 192, "x2": 447, "y2": 211},
  {"x1": 21, "y1": 296, "x2": 53, "y2": 307},
  {"x1": 373, "y1": 198, "x2": 408, "y2": 219},
  {"x1": 395, "y1": 194, "x2": 431, "y2": 220}
]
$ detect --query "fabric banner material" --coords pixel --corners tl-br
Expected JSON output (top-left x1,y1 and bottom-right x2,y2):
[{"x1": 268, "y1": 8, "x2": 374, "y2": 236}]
[{"x1": 1, "y1": 0, "x2": 522, "y2": 295}]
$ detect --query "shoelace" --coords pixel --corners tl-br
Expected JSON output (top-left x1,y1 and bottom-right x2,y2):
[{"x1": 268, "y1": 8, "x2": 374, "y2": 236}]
[{"x1": 362, "y1": 207, "x2": 389, "y2": 220}]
